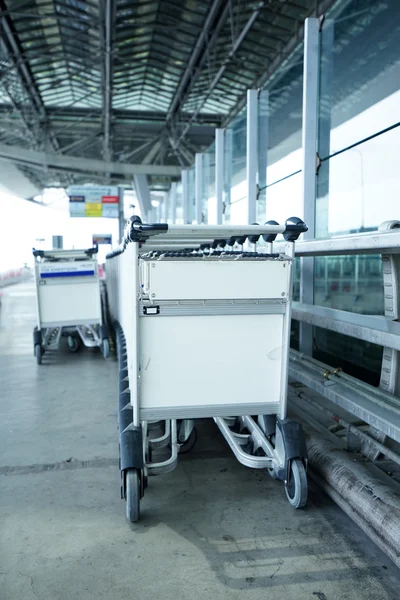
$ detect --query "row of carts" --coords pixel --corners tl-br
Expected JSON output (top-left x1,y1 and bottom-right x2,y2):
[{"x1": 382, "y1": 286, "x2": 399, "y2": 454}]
[{"x1": 32, "y1": 217, "x2": 309, "y2": 522}]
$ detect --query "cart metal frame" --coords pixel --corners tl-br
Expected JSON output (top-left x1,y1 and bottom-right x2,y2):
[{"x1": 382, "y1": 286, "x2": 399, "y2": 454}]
[
  {"x1": 106, "y1": 217, "x2": 308, "y2": 522},
  {"x1": 32, "y1": 247, "x2": 110, "y2": 364}
]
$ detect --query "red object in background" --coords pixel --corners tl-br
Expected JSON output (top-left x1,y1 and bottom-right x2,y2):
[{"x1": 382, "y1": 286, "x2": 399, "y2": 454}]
[
  {"x1": 98, "y1": 264, "x2": 105, "y2": 279},
  {"x1": 101, "y1": 196, "x2": 119, "y2": 204},
  {"x1": 331, "y1": 282, "x2": 338, "y2": 291}
]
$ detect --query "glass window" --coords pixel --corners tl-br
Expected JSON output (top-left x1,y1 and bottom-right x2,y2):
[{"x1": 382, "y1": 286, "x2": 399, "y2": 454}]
[
  {"x1": 314, "y1": 255, "x2": 384, "y2": 315},
  {"x1": 225, "y1": 108, "x2": 247, "y2": 223},
  {"x1": 313, "y1": 327, "x2": 383, "y2": 386},
  {"x1": 316, "y1": 125, "x2": 400, "y2": 237},
  {"x1": 231, "y1": 108, "x2": 246, "y2": 186},
  {"x1": 319, "y1": 0, "x2": 400, "y2": 158},
  {"x1": 265, "y1": 171, "x2": 302, "y2": 226},
  {"x1": 265, "y1": 43, "x2": 304, "y2": 183}
]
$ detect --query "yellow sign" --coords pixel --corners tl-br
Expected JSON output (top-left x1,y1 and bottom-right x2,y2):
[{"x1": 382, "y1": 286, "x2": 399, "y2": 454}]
[{"x1": 85, "y1": 203, "x2": 102, "y2": 217}]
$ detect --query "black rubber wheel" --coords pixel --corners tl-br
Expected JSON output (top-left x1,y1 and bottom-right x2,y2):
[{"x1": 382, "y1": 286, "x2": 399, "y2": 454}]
[
  {"x1": 125, "y1": 469, "x2": 140, "y2": 522},
  {"x1": 178, "y1": 427, "x2": 197, "y2": 454},
  {"x1": 67, "y1": 335, "x2": 81, "y2": 353},
  {"x1": 285, "y1": 459, "x2": 308, "y2": 508},
  {"x1": 102, "y1": 338, "x2": 110, "y2": 359},
  {"x1": 35, "y1": 344, "x2": 42, "y2": 365}
]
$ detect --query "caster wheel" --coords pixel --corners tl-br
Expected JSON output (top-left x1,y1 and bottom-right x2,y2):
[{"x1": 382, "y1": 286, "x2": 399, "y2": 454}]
[
  {"x1": 102, "y1": 338, "x2": 110, "y2": 359},
  {"x1": 178, "y1": 427, "x2": 197, "y2": 454},
  {"x1": 67, "y1": 336, "x2": 81, "y2": 353},
  {"x1": 125, "y1": 469, "x2": 140, "y2": 522},
  {"x1": 285, "y1": 459, "x2": 308, "y2": 509},
  {"x1": 35, "y1": 344, "x2": 42, "y2": 365}
]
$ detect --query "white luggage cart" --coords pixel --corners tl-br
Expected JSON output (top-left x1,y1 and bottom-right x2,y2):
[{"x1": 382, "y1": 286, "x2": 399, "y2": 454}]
[
  {"x1": 106, "y1": 216, "x2": 308, "y2": 522},
  {"x1": 33, "y1": 247, "x2": 110, "y2": 364}
]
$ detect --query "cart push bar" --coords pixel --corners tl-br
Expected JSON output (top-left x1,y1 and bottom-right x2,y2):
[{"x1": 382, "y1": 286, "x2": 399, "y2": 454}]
[{"x1": 107, "y1": 216, "x2": 307, "y2": 257}]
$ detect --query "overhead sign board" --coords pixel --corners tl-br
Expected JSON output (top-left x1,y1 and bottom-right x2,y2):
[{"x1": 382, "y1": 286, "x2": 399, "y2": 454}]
[
  {"x1": 68, "y1": 186, "x2": 120, "y2": 218},
  {"x1": 92, "y1": 234, "x2": 112, "y2": 245}
]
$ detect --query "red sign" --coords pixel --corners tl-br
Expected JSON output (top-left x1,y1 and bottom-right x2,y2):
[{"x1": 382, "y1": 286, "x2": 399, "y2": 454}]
[{"x1": 102, "y1": 195, "x2": 119, "y2": 204}]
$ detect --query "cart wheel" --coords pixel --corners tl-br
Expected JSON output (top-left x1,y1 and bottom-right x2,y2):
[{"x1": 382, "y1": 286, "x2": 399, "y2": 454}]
[
  {"x1": 102, "y1": 338, "x2": 110, "y2": 359},
  {"x1": 125, "y1": 469, "x2": 140, "y2": 523},
  {"x1": 285, "y1": 459, "x2": 308, "y2": 509},
  {"x1": 178, "y1": 427, "x2": 197, "y2": 454},
  {"x1": 35, "y1": 344, "x2": 42, "y2": 365},
  {"x1": 67, "y1": 336, "x2": 81, "y2": 353}
]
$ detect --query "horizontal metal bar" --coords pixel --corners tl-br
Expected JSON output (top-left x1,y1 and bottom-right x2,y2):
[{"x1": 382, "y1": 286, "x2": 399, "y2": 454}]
[
  {"x1": 276, "y1": 229, "x2": 400, "y2": 256},
  {"x1": 292, "y1": 302, "x2": 400, "y2": 351},
  {"x1": 289, "y1": 358, "x2": 400, "y2": 443},
  {"x1": 40, "y1": 319, "x2": 101, "y2": 328},
  {"x1": 139, "y1": 300, "x2": 286, "y2": 317},
  {"x1": 0, "y1": 143, "x2": 181, "y2": 176},
  {"x1": 140, "y1": 402, "x2": 281, "y2": 421},
  {"x1": 146, "y1": 224, "x2": 286, "y2": 238}
]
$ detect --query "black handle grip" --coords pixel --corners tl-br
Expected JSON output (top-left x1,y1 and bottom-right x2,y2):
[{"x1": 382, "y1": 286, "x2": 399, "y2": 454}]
[
  {"x1": 248, "y1": 223, "x2": 260, "y2": 244},
  {"x1": 283, "y1": 217, "x2": 308, "y2": 241},
  {"x1": 262, "y1": 221, "x2": 279, "y2": 243}
]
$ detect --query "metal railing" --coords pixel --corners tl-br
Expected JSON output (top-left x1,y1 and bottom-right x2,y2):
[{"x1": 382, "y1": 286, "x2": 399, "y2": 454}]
[{"x1": 273, "y1": 220, "x2": 400, "y2": 443}]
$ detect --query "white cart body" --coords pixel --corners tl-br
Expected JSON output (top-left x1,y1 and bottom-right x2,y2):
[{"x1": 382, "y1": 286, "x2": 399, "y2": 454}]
[
  {"x1": 35, "y1": 254, "x2": 101, "y2": 328},
  {"x1": 137, "y1": 255, "x2": 292, "y2": 421},
  {"x1": 33, "y1": 248, "x2": 109, "y2": 359}
]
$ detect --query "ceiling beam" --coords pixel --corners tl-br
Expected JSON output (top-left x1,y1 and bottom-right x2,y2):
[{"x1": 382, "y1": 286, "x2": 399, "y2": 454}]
[
  {"x1": 173, "y1": 1, "x2": 265, "y2": 149},
  {"x1": 221, "y1": 0, "x2": 339, "y2": 127},
  {"x1": 165, "y1": 0, "x2": 228, "y2": 123},
  {"x1": 0, "y1": 143, "x2": 181, "y2": 176},
  {"x1": 0, "y1": 0, "x2": 59, "y2": 151},
  {"x1": 102, "y1": 0, "x2": 113, "y2": 163}
]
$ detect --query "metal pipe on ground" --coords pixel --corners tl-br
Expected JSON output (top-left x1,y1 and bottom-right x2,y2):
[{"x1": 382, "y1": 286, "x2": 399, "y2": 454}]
[{"x1": 302, "y1": 424, "x2": 400, "y2": 567}]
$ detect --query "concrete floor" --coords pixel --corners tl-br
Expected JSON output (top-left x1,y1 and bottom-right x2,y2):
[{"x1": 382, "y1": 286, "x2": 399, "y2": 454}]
[{"x1": 1, "y1": 280, "x2": 400, "y2": 600}]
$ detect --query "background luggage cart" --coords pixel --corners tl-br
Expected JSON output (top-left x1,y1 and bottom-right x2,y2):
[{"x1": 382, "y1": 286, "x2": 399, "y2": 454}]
[
  {"x1": 32, "y1": 247, "x2": 110, "y2": 364},
  {"x1": 105, "y1": 216, "x2": 308, "y2": 522}
]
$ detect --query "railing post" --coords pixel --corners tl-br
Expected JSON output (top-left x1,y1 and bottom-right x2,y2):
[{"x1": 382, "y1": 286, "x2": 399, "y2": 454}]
[
  {"x1": 299, "y1": 18, "x2": 320, "y2": 356},
  {"x1": 195, "y1": 153, "x2": 204, "y2": 224},
  {"x1": 246, "y1": 89, "x2": 258, "y2": 224},
  {"x1": 215, "y1": 128, "x2": 225, "y2": 225},
  {"x1": 223, "y1": 128, "x2": 232, "y2": 223},
  {"x1": 182, "y1": 169, "x2": 190, "y2": 224},
  {"x1": 170, "y1": 182, "x2": 177, "y2": 224},
  {"x1": 258, "y1": 89, "x2": 269, "y2": 223}
]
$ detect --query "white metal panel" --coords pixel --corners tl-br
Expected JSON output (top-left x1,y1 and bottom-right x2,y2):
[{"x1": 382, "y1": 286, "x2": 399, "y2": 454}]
[
  {"x1": 144, "y1": 259, "x2": 290, "y2": 300},
  {"x1": 38, "y1": 281, "x2": 101, "y2": 325},
  {"x1": 139, "y1": 314, "x2": 284, "y2": 416}
]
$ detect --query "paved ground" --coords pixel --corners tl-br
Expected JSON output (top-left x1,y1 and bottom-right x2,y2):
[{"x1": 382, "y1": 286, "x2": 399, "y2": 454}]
[{"x1": 1, "y1": 281, "x2": 399, "y2": 600}]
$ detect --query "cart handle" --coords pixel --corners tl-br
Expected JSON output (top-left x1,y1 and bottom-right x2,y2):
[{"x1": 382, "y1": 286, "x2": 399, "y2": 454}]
[{"x1": 106, "y1": 217, "x2": 307, "y2": 259}]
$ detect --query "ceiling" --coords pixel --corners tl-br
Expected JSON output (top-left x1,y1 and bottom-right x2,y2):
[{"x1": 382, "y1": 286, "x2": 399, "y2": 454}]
[{"x1": 0, "y1": 0, "x2": 333, "y2": 195}]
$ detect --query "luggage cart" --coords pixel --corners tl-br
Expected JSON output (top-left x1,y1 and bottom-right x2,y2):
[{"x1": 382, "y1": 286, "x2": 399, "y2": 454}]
[
  {"x1": 32, "y1": 247, "x2": 110, "y2": 364},
  {"x1": 105, "y1": 216, "x2": 308, "y2": 522}
]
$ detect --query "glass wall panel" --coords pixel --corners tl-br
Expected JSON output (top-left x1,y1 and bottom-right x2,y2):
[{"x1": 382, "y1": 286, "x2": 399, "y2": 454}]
[
  {"x1": 313, "y1": 327, "x2": 383, "y2": 386},
  {"x1": 319, "y1": 0, "x2": 400, "y2": 158},
  {"x1": 224, "y1": 108, "x2": 247, "y2": 223},
  {"x1": 265, "y1": 171, "x2": 302, "y2": 225},
  {"x1": 265, "y1": 43, "x2": 303, "y2": 183},
  {"x1": 314, "y1": 0, "x2": 400, "y2": 384},
  {"x1": 316, "y1": 126, "x2": 400, "y2": 238}
]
